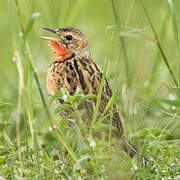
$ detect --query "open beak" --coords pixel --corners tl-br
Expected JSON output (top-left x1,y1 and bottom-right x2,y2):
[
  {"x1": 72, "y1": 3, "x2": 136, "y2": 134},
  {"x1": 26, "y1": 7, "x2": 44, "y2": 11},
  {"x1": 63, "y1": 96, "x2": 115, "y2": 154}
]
[
  {"x1": 41, "y1": 27, "x2": 56, "y2": 34},
  {"x1": 40, "y1": 36, "x2": 57, "y2": 41},
  {"x1": 40, "y1": 27, "x2": 57, "y2": 42}
]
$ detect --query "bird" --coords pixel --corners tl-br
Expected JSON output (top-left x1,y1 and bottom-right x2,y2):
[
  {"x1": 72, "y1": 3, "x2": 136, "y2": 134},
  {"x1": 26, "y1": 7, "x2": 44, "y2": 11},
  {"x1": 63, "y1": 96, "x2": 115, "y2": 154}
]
[{"x1": 41, "y1": 26, "x2": 138, "y2": 159}]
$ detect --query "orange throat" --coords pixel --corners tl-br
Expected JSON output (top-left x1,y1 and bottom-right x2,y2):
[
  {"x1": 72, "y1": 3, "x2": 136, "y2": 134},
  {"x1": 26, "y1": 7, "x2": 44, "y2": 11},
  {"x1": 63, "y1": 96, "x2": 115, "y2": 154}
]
[{"x1": 49, "y1": 41, "x2": 72, "y2": 62}]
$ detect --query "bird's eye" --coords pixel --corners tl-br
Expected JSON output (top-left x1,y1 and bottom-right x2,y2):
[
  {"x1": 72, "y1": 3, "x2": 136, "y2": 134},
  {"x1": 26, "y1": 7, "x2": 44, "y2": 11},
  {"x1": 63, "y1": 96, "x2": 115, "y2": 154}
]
[{"x1": 65, "y1": 35, "x2": 73, "y2": 41}]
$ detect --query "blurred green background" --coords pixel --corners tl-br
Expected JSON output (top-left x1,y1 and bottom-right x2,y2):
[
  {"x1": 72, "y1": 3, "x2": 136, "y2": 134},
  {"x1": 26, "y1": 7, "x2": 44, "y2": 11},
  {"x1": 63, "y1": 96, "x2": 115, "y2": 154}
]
[{"x1": 1, "y1": 0, "x2": 180, "y2": 178}]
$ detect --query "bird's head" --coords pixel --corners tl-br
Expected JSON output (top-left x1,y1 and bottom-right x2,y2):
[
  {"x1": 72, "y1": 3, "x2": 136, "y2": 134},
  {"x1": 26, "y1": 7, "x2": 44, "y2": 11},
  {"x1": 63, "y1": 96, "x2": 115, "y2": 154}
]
[{"x1": 41, "y1": 27, "x2": 91, "y2": 62}]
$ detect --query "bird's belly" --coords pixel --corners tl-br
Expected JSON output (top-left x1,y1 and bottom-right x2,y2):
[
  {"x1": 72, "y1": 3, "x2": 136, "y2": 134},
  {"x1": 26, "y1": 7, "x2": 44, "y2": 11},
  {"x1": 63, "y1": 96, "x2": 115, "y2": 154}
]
[
  {"x1": 47, "y1": 65, "x2": 63, "y2": 96},
  {"x1": 47, "y1": 61, "x2": 78, "y2": 96}
]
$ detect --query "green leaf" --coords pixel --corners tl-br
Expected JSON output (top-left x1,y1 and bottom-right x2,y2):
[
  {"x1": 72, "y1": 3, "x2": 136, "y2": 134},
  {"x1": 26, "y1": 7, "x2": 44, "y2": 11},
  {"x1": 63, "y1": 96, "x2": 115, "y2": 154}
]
[
  {"x1": 103, "y1": 95, "x2": 114, "y2": 114},
  {"x1": 23, "y1": 12, "x2": 41, "y2": 40},
  {"x1": 149, "y1": 103, "x2": 176, "y2": 117},
  {"x1": 68, "y1": 95, "x2": 82, "y2": 103},
  {"x1": 55, "y1": 104, "x2": 71, "y2": 114},
  {"x1": 0, "y1": 103, "x2": 13, "y2": 110},
  {"x1": 48, "y1": 90, "x2": 63, "y2": 107},
  {"x1": 79, "y1": 94, "x2": 96, "y2": 104},
  {"x1": 160, "y1": 98, "x2": 180, "y2": 107}
]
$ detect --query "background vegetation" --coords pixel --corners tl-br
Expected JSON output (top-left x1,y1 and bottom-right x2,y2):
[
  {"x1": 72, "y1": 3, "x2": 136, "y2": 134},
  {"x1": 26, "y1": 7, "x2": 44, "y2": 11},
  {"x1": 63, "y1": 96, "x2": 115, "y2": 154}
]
[{"x1": 1, "y1": 0, "x2": 180, "y2": 179}]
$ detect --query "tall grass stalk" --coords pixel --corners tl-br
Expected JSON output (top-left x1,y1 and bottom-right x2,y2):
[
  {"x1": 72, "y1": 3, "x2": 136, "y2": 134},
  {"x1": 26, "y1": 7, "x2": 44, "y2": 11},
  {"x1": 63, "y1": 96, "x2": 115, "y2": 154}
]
[
  {"x1": 15, "y1": 50, "x2": 24, "y2": 177},
  {"x1": 111, "y1": 0, "x2": 130, "y2": 85},
  {"x1": 124, "y1": 0, "x2": 136, "y2": 31},
  {"x1": 108, "y1": 109, "x2": 113, "y2": 152},
  {"x1": 13, "y1": 0, "x2": 84, "y2": 171},
  {"x1": 167, "y1": 0, "x2": 179, "y2": 53},
  {"x1": 167, "y1": 0, "x2": 180, "y2": 85},
  {"x1": 91, "y1": 58, "x2": 109, "y2": 128},
  {"x1": 13, "y1": 0, "x2": 40, "y2": 172},
  {"x1": 143, "y1": 4, "x2": 179, "y2": 88}
]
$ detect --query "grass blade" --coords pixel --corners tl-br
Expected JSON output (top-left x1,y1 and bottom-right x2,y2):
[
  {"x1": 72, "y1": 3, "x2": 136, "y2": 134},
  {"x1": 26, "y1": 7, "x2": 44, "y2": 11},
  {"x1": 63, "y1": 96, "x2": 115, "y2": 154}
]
[
  {"x1": 150, "y1": 103, "x2": 176, "y2": 117},
  {"x1": 108, "y1": 109, "x2": 113, "y2": 152},
  {"x1": 55, "y1": 104, "x2": 71, "y2": 114},
  {"x1": 143, "y1": 4, "x2": 178, "y2": 88},
  {"x1": 160, "y1": 98, "x2": 180, "y2": 107},
  {"x1": 91, "y1": 58, "x2": 109, "y2": 128},
  {"x1": 79, "y1": 94, "x2": 96, "y2": 104},
  {"x1": 124, "y1": 0, "x2": 136, "y2": 31},
  {"x1": 167, "y1": 0, "x2": 179, "y2": 52},
  {"x1": 15, "y1": 50, "x2": 24, "y2": 177},
  {"x1": 0, "y1": 103, "x2": 13, "y2": 110},
  {"x1": 23, "y1": 12, "x2": 40, "y2": 41}
]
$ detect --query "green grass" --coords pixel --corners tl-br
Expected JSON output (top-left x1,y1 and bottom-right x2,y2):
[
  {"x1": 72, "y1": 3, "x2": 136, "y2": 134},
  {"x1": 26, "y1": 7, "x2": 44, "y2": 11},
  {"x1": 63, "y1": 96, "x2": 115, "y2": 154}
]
[{"x1": 1, "y1": 0, "x2": 180, "y2": 179}]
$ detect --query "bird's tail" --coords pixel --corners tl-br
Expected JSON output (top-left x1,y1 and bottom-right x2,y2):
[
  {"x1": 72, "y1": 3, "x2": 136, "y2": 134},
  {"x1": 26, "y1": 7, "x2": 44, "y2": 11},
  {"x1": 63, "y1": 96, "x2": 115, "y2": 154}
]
[
  {"x1": 121, "y1": 139, "x2": 137, "y2": 158},
  {"x1": 121, "y1": 139, "x2": 150, "y2": 166}
]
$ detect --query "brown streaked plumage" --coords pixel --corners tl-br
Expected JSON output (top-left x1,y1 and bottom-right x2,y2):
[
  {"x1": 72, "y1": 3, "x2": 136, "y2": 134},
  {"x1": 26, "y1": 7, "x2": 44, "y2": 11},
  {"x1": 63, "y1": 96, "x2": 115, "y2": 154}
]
[{"x1": 41, "y1": 27, "x2": 137, "y2": 159}]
